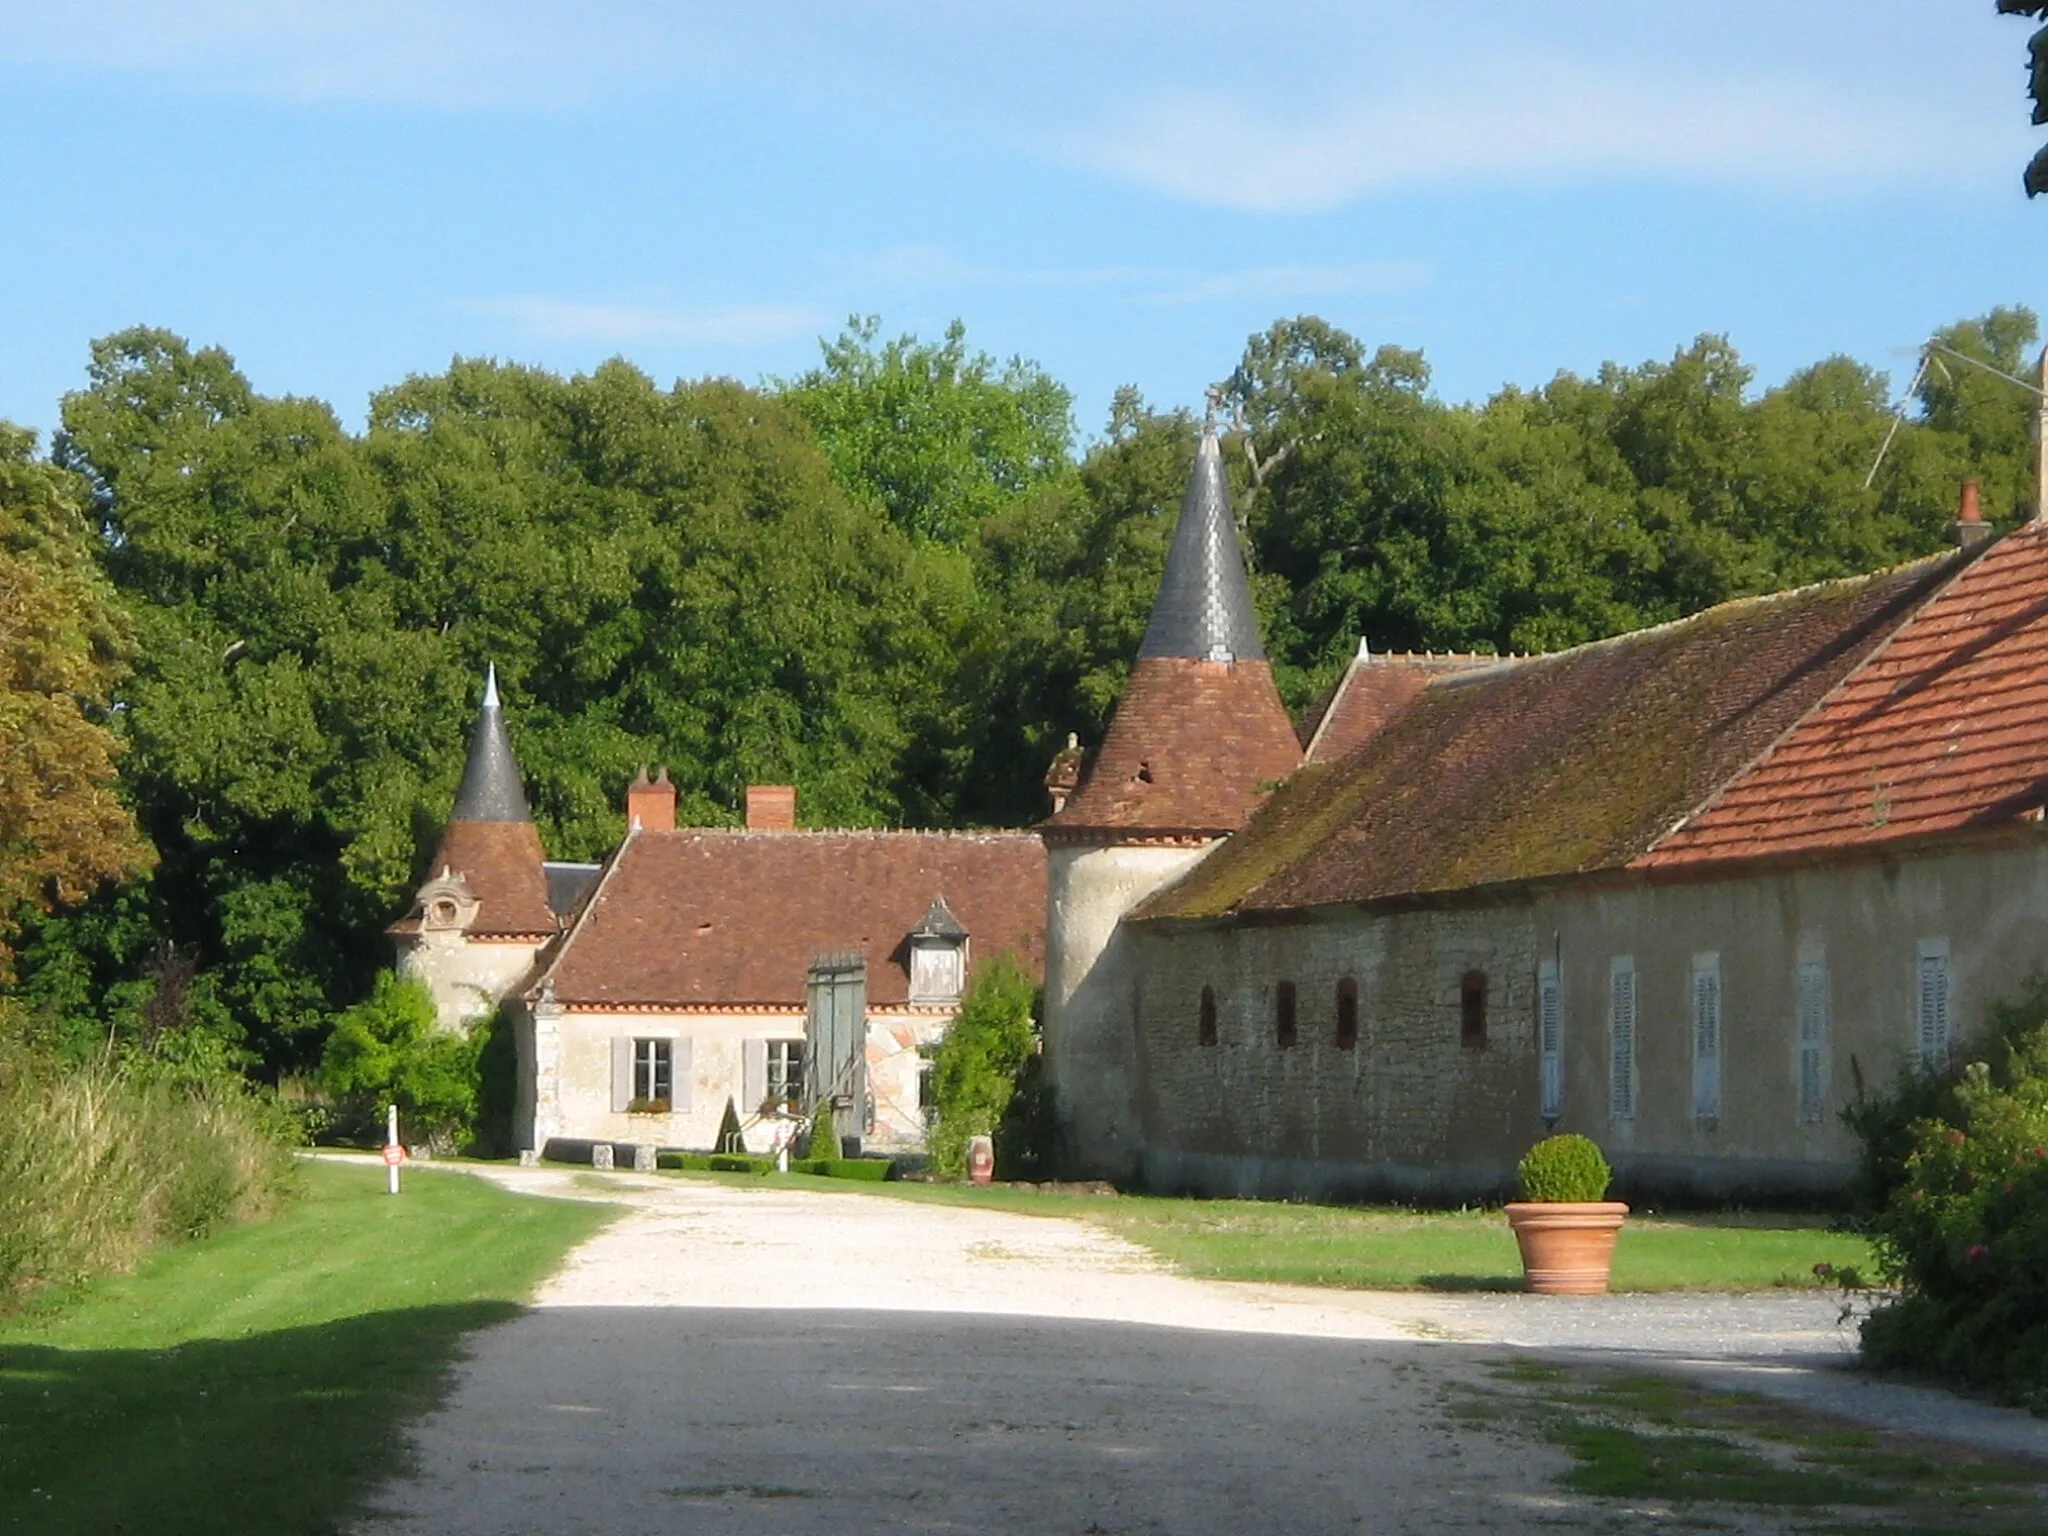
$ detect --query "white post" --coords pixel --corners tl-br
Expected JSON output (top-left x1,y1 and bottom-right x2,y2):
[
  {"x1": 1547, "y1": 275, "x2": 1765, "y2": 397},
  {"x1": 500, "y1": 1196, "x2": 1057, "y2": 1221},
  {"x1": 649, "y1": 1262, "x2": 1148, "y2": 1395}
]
[
  {"x1": 387, "y1": 1103, "x2": 401, "y2": 1196},
  {"x1": 2036, "y1": 346, "x2": 2048, "y2": 523}
]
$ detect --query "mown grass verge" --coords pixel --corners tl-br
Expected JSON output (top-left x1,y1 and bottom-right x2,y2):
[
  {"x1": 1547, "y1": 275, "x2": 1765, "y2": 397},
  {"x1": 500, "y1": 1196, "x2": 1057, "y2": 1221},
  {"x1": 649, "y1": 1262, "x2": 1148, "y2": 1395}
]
[
  {"x1": 0, "y1": 1158, "x2": 611, "y2": 1536},
  {"x1": 649, "y1": 1166, "x2": 1872, "y2": 1292},
  {"x1": 1452, "y1": 1358, "x2": 2048, "y2": 1532}
]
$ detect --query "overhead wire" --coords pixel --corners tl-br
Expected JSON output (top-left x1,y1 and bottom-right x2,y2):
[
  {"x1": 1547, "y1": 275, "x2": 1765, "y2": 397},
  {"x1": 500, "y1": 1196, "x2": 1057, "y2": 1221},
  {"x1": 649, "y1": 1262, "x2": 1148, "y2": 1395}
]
[{"x1": 1862, "y1": 339, "x2": 2048, "y2": 489}]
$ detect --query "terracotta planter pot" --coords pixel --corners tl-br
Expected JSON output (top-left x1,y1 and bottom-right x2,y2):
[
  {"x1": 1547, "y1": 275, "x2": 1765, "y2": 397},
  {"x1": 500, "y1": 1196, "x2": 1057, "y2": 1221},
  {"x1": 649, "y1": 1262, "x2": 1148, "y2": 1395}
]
[{"x1": 1504, "y1": 1201, "x2": 1630, "y2": 1295}]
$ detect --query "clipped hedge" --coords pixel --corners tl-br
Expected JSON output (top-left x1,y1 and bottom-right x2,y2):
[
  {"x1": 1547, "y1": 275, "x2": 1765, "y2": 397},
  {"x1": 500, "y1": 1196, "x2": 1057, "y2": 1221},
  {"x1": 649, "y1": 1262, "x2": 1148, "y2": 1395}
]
[{"x1": 654, "y1": 1150, "x2": 894, "y2": 1181}]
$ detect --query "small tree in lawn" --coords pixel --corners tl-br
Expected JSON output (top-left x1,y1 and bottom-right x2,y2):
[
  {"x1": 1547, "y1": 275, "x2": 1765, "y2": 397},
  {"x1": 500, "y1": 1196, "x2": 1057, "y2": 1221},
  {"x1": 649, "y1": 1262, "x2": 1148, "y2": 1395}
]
[
  {"x1": 714, "y1": 1096, "x2": 745, "y2": 1155},
  {"x1": 926, "y1": 954, "x2": 1038, "y2": 1178},
  {"x1": 320, "y1": 972, "x2": 481, "y2": 1152}
]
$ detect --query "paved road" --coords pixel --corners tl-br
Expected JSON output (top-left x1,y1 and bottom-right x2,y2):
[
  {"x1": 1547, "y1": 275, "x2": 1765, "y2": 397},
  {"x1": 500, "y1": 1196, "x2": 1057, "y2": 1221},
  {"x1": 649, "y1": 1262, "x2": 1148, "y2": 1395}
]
[{"x1": 351, "y1": 1168, "x2": 2047, "y2": 1535}]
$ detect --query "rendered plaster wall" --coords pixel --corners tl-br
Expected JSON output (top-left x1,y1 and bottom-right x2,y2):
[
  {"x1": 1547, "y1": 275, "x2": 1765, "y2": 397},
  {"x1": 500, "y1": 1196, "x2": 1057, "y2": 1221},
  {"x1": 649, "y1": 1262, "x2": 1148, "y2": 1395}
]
[
  {"x1": 1041, "y1": 839, "x2": 1216, "y2": 1181},
  {"x1": 1131, "y1": 902, "x2": 1541, "y2": 1203},
  {"x1": 396, "y1": 933, "x2": 540, "y2": 1032},
  {"x1": 522, "y1": 1007, "x2": 959, "y2": 1156},
  {"x1": 1127, "y1": 837, "x2": 2048, "y2": 1203},
  {"x1": 1541, "y1": 837, "x2": 2048, "y2": 1199}
]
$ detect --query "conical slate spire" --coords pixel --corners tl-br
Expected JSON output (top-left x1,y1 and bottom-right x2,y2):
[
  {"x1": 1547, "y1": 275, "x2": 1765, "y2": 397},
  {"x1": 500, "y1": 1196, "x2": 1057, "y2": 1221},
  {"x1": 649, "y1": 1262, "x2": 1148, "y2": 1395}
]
[
  {"x1": 450, "y1": 664, "x2": 533, "y2": 823},
  {"x1": 1137, "y1": 420, "x2": 1265, "y2": 663}
]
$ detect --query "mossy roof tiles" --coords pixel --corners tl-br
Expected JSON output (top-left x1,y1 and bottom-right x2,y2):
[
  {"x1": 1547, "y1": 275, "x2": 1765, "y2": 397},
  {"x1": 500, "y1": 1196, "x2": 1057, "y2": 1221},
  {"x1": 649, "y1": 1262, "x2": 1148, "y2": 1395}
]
[
  {"x1": 1139, "y1": 552, "x2": 1958, "y2": 921},
  {"x1": 1643, "y1": 523, "x2": 2048, "y2": 866}
]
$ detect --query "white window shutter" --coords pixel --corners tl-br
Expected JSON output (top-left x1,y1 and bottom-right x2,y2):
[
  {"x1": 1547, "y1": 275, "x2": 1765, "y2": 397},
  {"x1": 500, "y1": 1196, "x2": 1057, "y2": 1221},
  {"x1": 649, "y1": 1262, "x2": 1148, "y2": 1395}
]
[
  {"x1": 1538, "y1": 960, "x2": 1563, "y2": 1119},
  {"x1": 672, "y1": 1038, "x2": 694, "y2": 1115},
  {"x1": 610, "y1": 1036, "x2": 633, "y2": 1113},
  {"x1": 1609, "y1": 959, "x2": 1636, "y2": 1121},
  {"x1": 743, "y1": 1038, "x2": 767, "y2": 1109},
  {"x1": 1692, "y1": 955, "x2": 1721, "y2": 1120}
]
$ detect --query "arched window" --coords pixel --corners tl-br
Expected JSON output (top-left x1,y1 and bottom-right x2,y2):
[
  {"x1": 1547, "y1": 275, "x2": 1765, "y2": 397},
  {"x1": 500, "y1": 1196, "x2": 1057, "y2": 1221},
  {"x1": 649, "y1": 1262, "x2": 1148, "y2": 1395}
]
[
  {"x1": 1198, "y1": 985, "x2": 1218, "y2": 1047},
  {"x1": 1335, "y1": 977, "x2": 1359, "y2": 1049},
  {"x1": 1460, "y1": 970, "x2": 1489, "y2": 1049},
  {"x1": 1275, "y1": 981, "x2": 1298, "y2": 1049}
]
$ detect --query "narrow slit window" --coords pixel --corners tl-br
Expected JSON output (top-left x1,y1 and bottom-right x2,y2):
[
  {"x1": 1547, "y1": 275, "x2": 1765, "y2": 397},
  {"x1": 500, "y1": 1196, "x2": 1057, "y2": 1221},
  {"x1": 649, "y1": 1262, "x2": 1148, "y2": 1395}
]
[
  {"x1": 1692, "y1": 953, "x2": 1722, "y2": 1121},
  {"x1": 1796, "y1": 957, "x2": 1828, "y2": 1125},
  {"x1": 1460, "y1": 970, "x2": 1488, "y2": 1049},
  {"x1": 1275, "y1": 982, "x2": 1297, "y2": 1049},
  {"x1": 1610, "y1": 957, "x2": 1637, "y2": 1121},
  {"x1": 1198, "y1": 985, "x2": 1218, "y2": 1047},
  {"x1": 1537, "y1": 959, "x2": 1563, "y2": 1120},
  {"x1": 1335, "y1": 977, "x2": 1359, "y2": 1050}
]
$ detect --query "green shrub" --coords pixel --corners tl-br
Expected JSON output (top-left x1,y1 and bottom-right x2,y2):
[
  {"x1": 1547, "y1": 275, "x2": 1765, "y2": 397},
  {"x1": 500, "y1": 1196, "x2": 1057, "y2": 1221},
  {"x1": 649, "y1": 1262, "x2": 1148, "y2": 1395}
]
[
  {"x1": 319, "y1": 972, "x2": 480, "y2": 1152},
  {"x1": 706, "y1": 1153, "x2": 772, "y2": 1174},
  {"x1": 0, "y1": 1041, "x2": 296, "y2": 1305},
  {"x1": 806, "y1": 1099, "x2": 837, "y2": 1160},
  {"x1": 1857, "y1": 996, "x2": 2048, "y2": 1407},
  {"x1": 1516, "y1": 1134, "x2": 1613, "y2": 1203},
  {"x1": 714, "y1": 1097, "x2": 746, "y2": 1154},
  {"x1": 926, "y1": 954, "x2": 1041, "y2": 1179}
]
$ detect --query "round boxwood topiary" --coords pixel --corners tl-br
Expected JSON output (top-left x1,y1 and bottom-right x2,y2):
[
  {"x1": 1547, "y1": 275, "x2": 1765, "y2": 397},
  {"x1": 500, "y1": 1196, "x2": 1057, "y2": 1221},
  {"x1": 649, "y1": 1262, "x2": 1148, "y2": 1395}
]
[{"x1": 1517, "y1": 1133, "x2": 1613, "y2": 1203}]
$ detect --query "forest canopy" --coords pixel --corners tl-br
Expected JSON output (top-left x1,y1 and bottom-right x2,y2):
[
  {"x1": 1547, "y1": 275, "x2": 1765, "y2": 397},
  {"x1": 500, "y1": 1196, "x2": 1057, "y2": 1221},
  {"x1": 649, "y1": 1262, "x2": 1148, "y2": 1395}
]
[{"x1": 4, "y1": 308, "x2": 2040, "y2": 1075}]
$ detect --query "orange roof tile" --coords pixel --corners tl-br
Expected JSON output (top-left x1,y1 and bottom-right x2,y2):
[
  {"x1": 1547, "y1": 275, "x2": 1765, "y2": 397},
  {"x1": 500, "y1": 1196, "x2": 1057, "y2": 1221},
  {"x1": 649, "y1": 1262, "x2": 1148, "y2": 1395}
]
[
  {"x1": 1642, "y1": 524, "x2": 2048, "y2": 867},
  {"x1": 1302, "y1": 652, "x2": 1506, "y2": 763},
  {"x1": 535, "y1": 829, "x2": 1046, "y2": 1008},
  {"x1": 391, "y1": 818, "x2": 558, "y2": 938}
]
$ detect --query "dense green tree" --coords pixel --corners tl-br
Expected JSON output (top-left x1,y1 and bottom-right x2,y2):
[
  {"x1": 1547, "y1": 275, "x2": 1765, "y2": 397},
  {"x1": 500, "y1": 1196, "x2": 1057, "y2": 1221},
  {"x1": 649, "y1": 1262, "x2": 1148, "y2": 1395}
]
[{"x1": 778, "y1": 316, "x2": 1075, "y2": 544}]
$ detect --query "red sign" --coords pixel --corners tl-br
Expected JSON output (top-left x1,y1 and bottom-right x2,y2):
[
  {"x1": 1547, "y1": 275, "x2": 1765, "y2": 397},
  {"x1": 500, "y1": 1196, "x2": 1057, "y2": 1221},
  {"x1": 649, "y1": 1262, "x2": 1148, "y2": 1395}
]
[{"x1": 382, "y1": 1144, "x2": 406, "y2": 1167}]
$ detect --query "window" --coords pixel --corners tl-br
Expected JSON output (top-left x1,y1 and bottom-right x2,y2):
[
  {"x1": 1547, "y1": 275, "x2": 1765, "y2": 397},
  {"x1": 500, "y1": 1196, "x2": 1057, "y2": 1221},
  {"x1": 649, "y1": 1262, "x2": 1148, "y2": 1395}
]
[
  {"x1": 909, "y1": 941, "x2": 966, "y2": 1003},
  {"x1": 1691, "y1": 952, "x2": 1721, "y2": 1121},
  {"x1": 633, "y1": 1037, "x2": 672, "y2": 1109},
  {"x1": 1460, "y1": 970, "x2": 1489, "y2": 1049},
  {"x1": 1796, "y1": 955, "x2": 1828, "y2": 1125},
  {"x1": 1198, "y1": 985, "x2": 1218, "y2": 1047},
  {"x1": 1335, "y1": 977, "x2": 1359, "y2": 1050},
  {"x1": 1609, "y1": 957, "x2": 1637, "y2": 1121},
  {"x1": 1537, "y1": 959, "x2": 1563, "y2": 1120},
  {"x1": 917, "y1": 1055, "x2": 936, "y2": 1123},
  {"x1": 1917, "y1": 940, "x2": 1951, "y2": 1071},
  {"x1": 1275, "y1": 982, "x2": 1298, "y2": 1049},
  {"x1": 767, "y1": 1039, "x2": 805, "y2": 1103}
]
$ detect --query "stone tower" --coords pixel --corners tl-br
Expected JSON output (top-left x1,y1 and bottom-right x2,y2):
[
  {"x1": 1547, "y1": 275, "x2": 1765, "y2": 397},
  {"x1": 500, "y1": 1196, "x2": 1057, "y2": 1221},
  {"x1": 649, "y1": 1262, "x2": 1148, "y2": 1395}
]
[
  {"x1": 1039, "y1": 418, "x2": 1303, "y2": 1180},
  {"x1": 390, "y1": 666, "x2": 559, "y2": 1030}
]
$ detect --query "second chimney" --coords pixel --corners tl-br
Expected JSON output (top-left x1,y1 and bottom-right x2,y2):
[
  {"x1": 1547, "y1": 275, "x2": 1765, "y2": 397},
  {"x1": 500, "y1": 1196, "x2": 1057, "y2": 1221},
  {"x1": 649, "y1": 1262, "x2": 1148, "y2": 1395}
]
[
  {"x1": 1954, "y1": 480, "x2": 1994, "y2": 551},
  {"x1": 627, "y1": 766, "x2": 677, "y2": 832},
  {"x1": 745, "y1": 784, "x2": 797, "y2": 832}
]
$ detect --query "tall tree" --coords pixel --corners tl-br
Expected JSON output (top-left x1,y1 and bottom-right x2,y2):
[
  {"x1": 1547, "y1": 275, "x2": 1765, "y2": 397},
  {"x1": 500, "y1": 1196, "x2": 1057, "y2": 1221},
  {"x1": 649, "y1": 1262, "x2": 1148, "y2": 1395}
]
[
  {"x1": 778, "y1": 316, "x2": 1076, "y2": 543},
  {"x1": 0, "y1": 425, "x2": 152, "y2": 983}
]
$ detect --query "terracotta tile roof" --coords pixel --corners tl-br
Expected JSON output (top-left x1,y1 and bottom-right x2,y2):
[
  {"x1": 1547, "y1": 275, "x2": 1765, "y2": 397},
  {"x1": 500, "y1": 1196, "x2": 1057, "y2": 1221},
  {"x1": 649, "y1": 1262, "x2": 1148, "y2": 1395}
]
[
  {"x1": 1643, "y1": 526, "x2": 2048, "y2": 866},
  {"x1": 1139, "y1": 553, "x2": 1956, "y2": 920},
  {"x1": 1043, "y1": 657, "x2": 1305, "y2": 839},
  {"x1": 1302, "y1": 651, "x2": 1508, "y2": 763},
  {"x1": 535, "y1": 829, "x2": 1046, "y2": 1008},
  {"x1": 392, "y1": 819, "x2": 558, "y2": 938}
]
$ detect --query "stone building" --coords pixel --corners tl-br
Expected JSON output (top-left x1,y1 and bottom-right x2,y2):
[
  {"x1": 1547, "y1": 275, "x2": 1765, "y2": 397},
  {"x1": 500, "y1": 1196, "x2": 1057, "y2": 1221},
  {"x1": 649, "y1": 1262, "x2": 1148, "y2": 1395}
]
[
  {"x1": 1051, "y1": 473, "x2": 2048, "y2": 1202},
  {"x1": 392, "y1": 677, "x2": 1045, "y2": 1157}
]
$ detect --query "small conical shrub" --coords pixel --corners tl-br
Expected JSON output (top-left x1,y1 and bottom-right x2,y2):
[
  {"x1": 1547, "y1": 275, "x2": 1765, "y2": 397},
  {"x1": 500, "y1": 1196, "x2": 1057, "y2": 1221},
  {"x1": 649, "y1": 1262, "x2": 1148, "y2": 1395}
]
[
  {"x1": 807, "y1": 1099, "x2": 836, "y2": 1160},
  {"x1": 714, "y1": 1096, "x2": 745, "y2": 1155}
]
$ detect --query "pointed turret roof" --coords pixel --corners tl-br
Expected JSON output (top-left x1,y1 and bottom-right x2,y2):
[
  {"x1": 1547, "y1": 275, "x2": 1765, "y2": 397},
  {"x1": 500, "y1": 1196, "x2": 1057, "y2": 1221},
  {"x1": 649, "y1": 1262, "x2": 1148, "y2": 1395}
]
[
  {"x1": 1043, "y1": 414, "x2": 1302, "y2": 840},
  {"x1": 1139, "y1": 421, "x2": 1265, "y2": 663},
  {"x1": 450, "y1": 663, "x2": 533, "y2": 823},
  {"x1": 390, "y1": 665, "x2": 557, "y2": 940}
]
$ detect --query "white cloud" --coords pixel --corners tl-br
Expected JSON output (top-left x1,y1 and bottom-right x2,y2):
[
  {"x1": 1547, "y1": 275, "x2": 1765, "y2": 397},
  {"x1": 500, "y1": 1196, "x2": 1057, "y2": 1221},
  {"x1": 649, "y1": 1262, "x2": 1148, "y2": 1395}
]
[
  {"x1": 1077, "y1": 65, "x2": 1989, "y2": 214},
  {"x1": 473, "y1": 297, "x2": 827, "y2": 347}
]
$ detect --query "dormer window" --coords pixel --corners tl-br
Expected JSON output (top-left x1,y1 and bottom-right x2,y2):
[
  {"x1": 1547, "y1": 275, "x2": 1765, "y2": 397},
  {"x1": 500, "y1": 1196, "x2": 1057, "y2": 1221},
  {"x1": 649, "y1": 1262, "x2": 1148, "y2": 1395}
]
[
  {"x1": 908, "y1": 895, "x2": 969, "y2": 1005},
  {"x1": 414, "y1": 868, "x2": 480, "y2": 934}
]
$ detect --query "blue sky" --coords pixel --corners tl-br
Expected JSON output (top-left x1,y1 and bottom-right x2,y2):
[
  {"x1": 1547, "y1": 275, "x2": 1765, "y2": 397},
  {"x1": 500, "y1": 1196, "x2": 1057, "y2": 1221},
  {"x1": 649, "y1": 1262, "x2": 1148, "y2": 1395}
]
[{"x1": 1, "y1": 3, "x2": 2043, "y2": 445}]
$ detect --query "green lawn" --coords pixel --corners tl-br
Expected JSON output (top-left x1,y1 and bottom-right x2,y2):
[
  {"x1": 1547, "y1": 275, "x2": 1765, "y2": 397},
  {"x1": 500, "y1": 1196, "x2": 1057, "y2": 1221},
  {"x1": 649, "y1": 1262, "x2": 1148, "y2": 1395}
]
[
  {"x1": 0, "y1": 1157, "x2": 611, "y2": 1536},
  {"x1": 654, "y1": 1166, "x2": 1872, "y2": 1292}
]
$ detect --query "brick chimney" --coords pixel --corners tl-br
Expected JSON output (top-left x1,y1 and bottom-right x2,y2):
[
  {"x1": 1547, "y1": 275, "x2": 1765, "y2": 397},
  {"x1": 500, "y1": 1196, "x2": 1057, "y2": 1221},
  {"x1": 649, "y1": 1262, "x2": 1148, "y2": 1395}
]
[
  {"x1": 745, "y1": 784, "x2": 797, "y2": 831},
  {"x1": 1954, "y1": 480, "x2": 1994, "y2": 551},
  {"x1": 626, "y1": 766, "x2": 676, "y2": 832}
]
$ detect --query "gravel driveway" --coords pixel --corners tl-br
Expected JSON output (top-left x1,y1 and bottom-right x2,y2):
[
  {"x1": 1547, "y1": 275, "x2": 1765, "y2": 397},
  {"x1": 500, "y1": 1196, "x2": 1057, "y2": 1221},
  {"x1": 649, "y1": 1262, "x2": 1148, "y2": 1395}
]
[{"x1": 352, "y1": 1167, "x2": 2048, "y2": 1535}]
